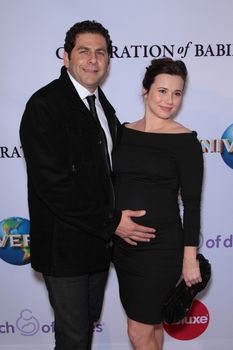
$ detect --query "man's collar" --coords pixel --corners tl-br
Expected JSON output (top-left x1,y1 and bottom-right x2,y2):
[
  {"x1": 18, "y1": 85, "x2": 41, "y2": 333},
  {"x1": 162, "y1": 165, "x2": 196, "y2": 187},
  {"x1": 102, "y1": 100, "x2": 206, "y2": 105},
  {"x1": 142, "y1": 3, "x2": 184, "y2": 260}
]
[{"x1": 66, "y1": 70, "x2": 99, "y2": 101}]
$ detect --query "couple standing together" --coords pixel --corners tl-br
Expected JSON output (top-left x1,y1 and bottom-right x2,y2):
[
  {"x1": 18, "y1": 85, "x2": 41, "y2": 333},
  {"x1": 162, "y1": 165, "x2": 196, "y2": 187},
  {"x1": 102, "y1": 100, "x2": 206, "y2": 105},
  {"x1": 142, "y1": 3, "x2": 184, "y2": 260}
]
[{"x1": 20, "y1": 20, "x2": 203, "y2": 350}]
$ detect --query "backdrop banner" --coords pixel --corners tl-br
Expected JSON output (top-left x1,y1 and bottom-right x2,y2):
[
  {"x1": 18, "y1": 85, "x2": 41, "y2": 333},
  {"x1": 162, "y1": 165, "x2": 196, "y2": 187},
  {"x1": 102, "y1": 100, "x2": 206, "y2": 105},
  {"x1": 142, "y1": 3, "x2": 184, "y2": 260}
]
[{"x1": 1, "y1": 1, "x2": 233, "y2": 349}]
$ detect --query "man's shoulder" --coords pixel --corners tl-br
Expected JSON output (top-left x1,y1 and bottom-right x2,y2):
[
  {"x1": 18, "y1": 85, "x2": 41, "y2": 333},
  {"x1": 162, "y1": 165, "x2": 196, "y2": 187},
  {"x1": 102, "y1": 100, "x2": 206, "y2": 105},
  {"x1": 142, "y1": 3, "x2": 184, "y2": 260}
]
[{"x1": 30, "y1": 77, "x2": 61, "y2": 102}]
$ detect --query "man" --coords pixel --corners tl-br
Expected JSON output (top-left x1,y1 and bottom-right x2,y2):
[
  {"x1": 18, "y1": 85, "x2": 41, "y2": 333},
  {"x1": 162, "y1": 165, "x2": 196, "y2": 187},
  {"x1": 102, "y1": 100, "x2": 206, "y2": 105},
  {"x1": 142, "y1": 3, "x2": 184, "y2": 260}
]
[{"x1": 20, "y1": 20, "x2": 155, "y2": 349}]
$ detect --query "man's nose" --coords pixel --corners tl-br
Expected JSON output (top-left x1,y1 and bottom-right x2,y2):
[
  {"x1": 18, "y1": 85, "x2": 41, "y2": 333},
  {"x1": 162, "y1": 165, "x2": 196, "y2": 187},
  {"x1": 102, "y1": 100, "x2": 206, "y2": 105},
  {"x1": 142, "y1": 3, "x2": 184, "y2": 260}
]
[{"x1": 88, "y1": 51, "x2": 97, "y2": 63}]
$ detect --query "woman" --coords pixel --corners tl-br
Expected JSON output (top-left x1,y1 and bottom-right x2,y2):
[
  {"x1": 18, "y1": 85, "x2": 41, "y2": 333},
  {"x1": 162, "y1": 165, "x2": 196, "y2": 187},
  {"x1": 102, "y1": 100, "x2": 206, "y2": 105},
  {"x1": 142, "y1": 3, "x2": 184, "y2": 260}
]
[{"x1": 112, "y1": 58, "x2": 203, "y2": 350}]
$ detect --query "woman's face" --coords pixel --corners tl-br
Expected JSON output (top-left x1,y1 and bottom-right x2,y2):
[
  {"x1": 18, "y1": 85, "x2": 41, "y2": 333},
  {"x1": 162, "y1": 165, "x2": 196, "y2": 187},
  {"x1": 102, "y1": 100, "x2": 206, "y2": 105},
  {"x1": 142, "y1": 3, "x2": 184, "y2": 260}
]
[{"x1": 144, "y1": 73, "x2": 185, "y2": 120}]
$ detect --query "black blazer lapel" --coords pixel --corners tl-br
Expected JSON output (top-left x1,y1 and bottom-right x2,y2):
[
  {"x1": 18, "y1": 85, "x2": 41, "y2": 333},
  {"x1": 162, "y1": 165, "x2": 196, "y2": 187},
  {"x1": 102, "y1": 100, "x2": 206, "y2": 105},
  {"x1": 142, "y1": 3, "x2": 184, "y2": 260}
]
[
  {"x1": 98, "y1": 87, "x2": 119, "y2": 148},
  {"x1": 59, "y1": 66, "x2": 97, "y2": 123},
  {"x1": 59, "y1": 66, "x2": 120, "y2": 147}
]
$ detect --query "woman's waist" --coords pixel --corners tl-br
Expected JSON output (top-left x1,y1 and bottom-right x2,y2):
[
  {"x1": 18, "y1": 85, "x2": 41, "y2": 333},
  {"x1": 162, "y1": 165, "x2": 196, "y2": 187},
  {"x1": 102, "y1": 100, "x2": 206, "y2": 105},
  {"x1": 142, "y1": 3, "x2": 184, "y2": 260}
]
[
  {"x1": 115, "y1": 196, "x2": 180, "y2": 221},
  {"x1": 114, "y1": 219, "x2": 183, "y2": 249}
]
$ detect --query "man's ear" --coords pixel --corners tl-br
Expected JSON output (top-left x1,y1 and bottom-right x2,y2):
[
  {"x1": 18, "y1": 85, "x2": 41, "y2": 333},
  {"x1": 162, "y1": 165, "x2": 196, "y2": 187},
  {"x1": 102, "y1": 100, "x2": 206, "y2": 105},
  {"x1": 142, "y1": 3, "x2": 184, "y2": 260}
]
[{"x1": 63, "y1": 51, "x2": 69, "y2": 68}]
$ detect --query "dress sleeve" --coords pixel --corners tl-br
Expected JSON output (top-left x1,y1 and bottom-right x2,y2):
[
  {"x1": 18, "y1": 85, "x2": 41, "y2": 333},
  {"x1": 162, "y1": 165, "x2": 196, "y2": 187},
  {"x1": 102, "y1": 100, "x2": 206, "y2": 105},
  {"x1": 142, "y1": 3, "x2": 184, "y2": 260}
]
[{"x1": 175, "y1": 133, "x2": 204, "y2": 246}]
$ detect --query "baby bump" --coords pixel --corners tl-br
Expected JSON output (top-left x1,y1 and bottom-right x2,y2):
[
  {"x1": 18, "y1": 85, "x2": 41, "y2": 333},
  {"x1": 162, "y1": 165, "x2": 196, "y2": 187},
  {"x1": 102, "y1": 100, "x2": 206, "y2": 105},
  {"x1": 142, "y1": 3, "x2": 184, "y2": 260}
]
[{"x1": 114, "y1": 180, "x2": 180, "y2": 225}]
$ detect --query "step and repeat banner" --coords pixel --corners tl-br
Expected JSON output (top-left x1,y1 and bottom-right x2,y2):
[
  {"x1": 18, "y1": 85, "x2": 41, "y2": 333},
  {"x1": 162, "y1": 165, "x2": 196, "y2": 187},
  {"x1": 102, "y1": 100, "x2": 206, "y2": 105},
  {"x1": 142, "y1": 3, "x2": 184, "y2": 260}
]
[{"x1": 1, "y1": 0, "x2": 233, "y2": 349}]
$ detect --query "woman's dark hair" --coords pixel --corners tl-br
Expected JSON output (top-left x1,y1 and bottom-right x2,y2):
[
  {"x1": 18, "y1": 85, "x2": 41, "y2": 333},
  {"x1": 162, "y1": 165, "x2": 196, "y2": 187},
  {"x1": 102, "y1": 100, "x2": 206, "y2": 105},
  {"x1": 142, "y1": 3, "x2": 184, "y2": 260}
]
[
  {"x1": 143, "y1": 58, "x2": 188, "y2": 92},
  {"x1": 64, "y1": 20, "x2": 112, "y2": 58}
]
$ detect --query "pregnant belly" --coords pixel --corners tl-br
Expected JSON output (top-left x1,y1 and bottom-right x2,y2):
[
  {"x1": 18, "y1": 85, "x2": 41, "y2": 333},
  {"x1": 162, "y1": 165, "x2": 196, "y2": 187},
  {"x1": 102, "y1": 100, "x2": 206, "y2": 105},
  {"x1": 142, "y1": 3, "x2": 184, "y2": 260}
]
[{"x1": 114, "y1": 180, "x2": 180, "y2": 227}]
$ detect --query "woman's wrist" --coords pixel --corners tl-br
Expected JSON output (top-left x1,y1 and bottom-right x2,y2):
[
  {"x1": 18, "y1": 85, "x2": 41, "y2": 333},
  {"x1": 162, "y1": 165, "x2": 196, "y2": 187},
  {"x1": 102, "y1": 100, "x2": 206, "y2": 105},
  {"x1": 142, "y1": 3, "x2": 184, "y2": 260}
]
[{"x1": 183, "y1": 246, "x2": 197, "y2": 261}]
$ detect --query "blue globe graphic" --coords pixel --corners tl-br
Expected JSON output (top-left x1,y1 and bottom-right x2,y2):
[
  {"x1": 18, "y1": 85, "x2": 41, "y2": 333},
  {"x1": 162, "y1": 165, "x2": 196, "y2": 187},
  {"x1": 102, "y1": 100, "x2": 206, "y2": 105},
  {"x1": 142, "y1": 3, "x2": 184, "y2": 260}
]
[
  {"x1": 221, "y1": 124, "x2": 233, "y2": 169},
  {"x1": 0, "y1": 217, "x2": 30, "y2": 265}
]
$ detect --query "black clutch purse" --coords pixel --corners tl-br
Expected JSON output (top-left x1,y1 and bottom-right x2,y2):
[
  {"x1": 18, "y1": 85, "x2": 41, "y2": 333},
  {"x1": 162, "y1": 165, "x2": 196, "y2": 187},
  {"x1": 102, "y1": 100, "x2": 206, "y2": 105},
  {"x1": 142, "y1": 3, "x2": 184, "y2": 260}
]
[{"x1": 163, "y1": 253, "x2": 211, "y2": 324}]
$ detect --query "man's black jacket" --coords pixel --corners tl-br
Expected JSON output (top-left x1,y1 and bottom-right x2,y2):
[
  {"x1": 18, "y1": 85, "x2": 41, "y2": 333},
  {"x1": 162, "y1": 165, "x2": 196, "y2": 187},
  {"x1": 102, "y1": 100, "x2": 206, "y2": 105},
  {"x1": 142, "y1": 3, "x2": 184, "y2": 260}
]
[{"x1": 20, "y1": 66, "x2": 121, "y2": 276}]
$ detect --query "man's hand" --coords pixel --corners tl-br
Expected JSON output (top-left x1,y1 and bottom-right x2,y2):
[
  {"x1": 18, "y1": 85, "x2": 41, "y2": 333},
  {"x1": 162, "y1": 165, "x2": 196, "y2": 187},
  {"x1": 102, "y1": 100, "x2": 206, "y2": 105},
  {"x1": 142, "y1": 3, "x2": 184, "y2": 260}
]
[{"x1": 115, "y1": 210, "x2": 156, "y2": 245}]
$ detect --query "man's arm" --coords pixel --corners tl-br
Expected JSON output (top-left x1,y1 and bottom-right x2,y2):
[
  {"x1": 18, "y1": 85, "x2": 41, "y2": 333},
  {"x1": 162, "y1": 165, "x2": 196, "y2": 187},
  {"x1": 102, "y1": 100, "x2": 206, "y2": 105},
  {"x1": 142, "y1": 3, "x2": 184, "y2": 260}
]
[{"x1": 20, "y1": 95, "x2": 119, "y2": 241}]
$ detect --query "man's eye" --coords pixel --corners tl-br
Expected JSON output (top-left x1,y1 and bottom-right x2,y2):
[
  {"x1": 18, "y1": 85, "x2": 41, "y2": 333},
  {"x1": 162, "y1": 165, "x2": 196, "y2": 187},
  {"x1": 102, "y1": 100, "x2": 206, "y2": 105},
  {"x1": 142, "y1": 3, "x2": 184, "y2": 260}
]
[{"x1": 97, "y1": 51, "x2": 106, "y2": 56}]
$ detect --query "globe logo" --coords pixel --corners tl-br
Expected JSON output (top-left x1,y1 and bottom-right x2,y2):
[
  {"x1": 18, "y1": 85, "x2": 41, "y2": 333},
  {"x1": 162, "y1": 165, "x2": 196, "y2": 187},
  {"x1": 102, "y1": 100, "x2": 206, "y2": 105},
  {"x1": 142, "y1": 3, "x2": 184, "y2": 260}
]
[
  {"x1": 221, "y1": 124, "x2": 233, "y2": 169},
  {"x1": 0, "y1": 217, "x2": 30, "y2": 265}
]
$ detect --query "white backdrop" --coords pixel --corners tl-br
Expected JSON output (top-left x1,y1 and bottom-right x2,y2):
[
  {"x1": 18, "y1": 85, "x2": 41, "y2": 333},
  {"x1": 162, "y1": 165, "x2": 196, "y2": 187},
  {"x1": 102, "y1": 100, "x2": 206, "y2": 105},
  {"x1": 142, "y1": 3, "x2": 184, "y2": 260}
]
[{"x1": 1, "y1": 0, "x2": 233, "y2": 349}]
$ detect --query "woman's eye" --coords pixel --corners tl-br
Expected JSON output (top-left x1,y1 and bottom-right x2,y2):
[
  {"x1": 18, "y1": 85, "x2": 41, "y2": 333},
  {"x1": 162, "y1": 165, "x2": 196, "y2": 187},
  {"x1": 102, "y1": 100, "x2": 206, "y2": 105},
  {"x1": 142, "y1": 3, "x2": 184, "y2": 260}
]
[{"x1": 159, "y1": 89, "x2": 166, "y2": 94}]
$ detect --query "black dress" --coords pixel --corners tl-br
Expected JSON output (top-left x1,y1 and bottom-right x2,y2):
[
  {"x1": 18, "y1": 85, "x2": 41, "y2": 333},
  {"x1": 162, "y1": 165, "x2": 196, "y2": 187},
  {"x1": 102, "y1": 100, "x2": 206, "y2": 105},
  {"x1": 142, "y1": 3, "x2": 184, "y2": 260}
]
[{"x1": 112, "y1": 124, "x2": 203, "y2": 324}]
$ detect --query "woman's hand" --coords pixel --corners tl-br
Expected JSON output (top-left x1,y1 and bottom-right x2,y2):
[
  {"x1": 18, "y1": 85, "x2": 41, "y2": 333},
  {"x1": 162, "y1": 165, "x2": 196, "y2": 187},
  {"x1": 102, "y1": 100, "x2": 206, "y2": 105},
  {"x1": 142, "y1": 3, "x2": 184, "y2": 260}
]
[{"x1": 182, "y1": 246, "x2": 202, "y2": 287}]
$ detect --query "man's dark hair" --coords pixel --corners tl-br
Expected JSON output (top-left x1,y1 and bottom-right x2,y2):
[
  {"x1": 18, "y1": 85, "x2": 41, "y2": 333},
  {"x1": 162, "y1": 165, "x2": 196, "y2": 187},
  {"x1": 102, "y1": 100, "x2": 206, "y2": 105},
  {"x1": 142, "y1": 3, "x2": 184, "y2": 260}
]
[
  {"x1": 143, "y1": 58, "x2": 188, "y2": 92},
  {"x1": 64, "y1": 20, "x2": 112, "y2": 58}
]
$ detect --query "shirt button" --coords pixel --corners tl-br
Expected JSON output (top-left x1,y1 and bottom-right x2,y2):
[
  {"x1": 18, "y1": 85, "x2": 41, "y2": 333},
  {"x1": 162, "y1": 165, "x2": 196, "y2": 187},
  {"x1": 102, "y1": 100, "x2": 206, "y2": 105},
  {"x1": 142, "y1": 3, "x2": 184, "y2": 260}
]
[
  {"x1": 98, "y1": 140, "x2": 102, "y2": 144},
  {"x1": 71, "y1": 164, "x2": 77, "y2": 173}
]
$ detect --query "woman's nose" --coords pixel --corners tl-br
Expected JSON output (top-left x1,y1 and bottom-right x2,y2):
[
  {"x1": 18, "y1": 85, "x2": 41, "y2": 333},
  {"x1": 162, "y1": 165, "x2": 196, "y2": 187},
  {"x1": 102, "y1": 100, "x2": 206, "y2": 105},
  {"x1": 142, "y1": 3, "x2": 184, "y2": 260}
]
[{"x1": 166, "y1": 94, "x2": 173, "y2": 104}]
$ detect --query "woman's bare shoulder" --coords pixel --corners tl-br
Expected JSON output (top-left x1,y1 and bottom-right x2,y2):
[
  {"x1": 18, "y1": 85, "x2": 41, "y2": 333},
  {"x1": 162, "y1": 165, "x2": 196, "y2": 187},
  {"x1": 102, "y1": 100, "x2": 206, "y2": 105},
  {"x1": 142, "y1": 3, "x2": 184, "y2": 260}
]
[
  {"x1": 169, "y1": 121, "x2": 192, "y2": 133},
  {"x1": 124, "y1": 120, "x2": 142, "y2": 130}
]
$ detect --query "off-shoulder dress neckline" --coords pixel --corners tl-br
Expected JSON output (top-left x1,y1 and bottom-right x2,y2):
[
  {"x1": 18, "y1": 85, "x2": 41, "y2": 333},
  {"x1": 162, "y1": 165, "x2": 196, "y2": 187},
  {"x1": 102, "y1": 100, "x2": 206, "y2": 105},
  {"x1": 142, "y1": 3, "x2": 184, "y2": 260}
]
[{"x1": 122, "y1": 122, "x2": 196, "y2": 136}]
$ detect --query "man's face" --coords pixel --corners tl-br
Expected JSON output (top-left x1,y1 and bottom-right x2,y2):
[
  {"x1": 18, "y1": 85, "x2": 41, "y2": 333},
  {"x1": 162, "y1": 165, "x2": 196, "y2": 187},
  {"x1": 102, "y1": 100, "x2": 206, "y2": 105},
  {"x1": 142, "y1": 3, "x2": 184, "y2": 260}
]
[{"x1": 64, "y1": 32, "x2": 109, "y2": 92}]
